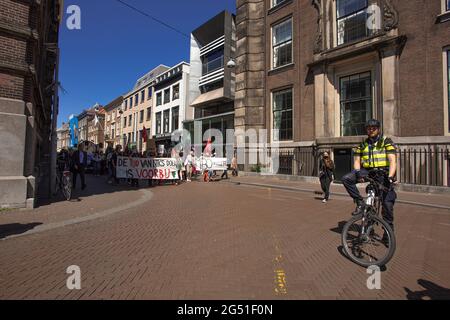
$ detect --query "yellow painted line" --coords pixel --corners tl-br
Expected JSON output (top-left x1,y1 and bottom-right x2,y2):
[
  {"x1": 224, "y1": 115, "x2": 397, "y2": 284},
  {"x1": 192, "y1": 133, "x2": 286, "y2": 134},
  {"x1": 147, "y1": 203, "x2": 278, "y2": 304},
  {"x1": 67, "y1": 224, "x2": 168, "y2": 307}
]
[{"x1": 273, "y1": 237, "x2": 288, "y2": 295}]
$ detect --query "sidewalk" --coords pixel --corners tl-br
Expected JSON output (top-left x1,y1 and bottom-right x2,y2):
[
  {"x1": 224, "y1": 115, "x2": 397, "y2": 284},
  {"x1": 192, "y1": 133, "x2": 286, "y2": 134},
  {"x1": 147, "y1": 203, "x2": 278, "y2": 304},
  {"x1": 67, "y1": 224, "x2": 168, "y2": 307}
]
[
  {"x1": 0, "y1": 174, "x2": 152, "y2": 239},
  {"x1": 228, "y1": 175, "x2": 450, "y2": 210}
]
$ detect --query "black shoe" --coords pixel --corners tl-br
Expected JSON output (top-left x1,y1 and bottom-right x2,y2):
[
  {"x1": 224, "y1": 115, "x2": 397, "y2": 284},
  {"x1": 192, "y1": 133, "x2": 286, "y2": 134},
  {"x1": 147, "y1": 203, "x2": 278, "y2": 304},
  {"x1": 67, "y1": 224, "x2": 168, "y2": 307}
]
[{"x1": 352, "y1": 200, "x2": 365, "y2": 216}]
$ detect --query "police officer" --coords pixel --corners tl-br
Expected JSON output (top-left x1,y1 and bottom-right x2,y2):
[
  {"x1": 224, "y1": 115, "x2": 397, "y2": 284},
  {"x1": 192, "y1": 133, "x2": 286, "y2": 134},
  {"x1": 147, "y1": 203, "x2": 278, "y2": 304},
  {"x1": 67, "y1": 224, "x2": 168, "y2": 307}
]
[{"x1": 342, "y1": 119, "x2": 397, "y2": 230}]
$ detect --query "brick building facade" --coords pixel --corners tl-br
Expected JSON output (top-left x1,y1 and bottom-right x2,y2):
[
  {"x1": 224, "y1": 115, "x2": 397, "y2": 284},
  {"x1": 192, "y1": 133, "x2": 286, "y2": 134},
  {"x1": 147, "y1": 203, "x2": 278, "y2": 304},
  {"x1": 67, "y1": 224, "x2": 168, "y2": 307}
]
[
  {"x1": 236, "y1": 0, "x2": 450, "y2": 186},
  {"x1": 0, "y1": 0, "x2": 62, "y2": 208}
]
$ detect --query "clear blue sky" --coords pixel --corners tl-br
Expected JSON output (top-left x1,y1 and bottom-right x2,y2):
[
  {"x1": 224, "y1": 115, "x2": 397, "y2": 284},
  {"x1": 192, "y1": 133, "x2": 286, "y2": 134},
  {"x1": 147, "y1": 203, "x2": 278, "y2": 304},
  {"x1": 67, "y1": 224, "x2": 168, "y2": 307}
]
[{"x1": 58, "y1": 0, "x2": 236, "y2": 127}]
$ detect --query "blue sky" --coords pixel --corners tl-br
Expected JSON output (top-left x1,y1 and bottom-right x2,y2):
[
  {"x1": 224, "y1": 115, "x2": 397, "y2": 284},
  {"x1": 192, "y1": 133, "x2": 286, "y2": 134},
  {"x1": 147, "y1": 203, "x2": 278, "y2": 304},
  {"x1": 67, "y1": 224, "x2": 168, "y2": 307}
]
[{"x1": 58, "y1": 0, "x2": 236, "y2": 127}]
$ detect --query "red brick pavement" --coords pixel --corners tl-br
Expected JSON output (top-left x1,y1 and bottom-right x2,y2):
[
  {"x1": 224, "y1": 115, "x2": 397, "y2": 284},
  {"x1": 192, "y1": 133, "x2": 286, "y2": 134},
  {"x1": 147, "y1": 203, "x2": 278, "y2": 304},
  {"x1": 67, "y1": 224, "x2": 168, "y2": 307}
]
[{"x1": 0, "y1": 176, "x2": 449, "y2": 300}]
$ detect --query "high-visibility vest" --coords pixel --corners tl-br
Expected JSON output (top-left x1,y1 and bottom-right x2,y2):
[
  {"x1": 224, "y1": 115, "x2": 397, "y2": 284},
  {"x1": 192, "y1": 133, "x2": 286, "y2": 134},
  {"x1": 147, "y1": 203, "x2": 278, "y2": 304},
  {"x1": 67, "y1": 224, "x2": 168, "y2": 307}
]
[{"x1": 354, "y1": 136, "x2": 396, "y2": 169}]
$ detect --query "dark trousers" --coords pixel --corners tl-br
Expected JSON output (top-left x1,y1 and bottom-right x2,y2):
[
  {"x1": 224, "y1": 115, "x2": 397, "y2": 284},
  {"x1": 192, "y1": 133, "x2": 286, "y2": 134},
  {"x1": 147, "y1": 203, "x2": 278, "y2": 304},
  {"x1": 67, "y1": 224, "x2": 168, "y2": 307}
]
[
  {"x1": 221, "y1": 170, "x2": 228, "y2": 179},
  {"x1": 320, "y1": 175, "x2": 332, "y2": 200},
  {"x1": 342, "y1": 169, "x2": 396, "y2": 228},
  {"x1": 72, "y1": 166, "x2": 86, "y2": 189}
]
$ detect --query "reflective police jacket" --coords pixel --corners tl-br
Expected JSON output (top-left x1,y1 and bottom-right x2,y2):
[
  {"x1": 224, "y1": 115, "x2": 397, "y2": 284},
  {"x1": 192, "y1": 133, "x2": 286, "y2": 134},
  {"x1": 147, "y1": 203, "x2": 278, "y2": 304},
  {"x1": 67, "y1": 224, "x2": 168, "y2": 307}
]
[{"x1": 353, "y1": 136, "x2": 397, "y2": 169}]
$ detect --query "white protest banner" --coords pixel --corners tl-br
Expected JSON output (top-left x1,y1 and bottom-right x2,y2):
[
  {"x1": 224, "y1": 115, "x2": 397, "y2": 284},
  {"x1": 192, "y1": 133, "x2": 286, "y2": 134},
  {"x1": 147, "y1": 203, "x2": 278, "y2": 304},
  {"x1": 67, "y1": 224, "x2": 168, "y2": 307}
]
[
  {"x1": 194, "y1": 157, "x2": 228, "y2": 171},
  {"x1": 116, "y1": 157, "x2": 179, "y2": 180}
]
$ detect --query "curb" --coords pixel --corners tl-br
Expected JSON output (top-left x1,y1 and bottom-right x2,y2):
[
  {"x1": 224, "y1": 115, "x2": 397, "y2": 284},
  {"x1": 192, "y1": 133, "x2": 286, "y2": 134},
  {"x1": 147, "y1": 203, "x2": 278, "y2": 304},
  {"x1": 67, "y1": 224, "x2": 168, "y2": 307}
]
[
  {"x1": 1, "y1": 188, "x2": 154, "y2": 241},
  {"x1": 227, "y1": 181, "x2": 450, "y2": 211}
]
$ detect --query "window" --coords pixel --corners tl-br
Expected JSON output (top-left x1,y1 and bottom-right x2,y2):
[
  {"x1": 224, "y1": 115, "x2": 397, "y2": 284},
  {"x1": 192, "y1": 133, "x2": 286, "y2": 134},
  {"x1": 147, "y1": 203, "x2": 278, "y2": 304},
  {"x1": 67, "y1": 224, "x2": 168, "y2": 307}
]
[
  {"x1": 140, "y1": 110, "x2": 144, "y2": 123},
  {"x1": 172, "y1": 84, "x2": 180, "y2": 100},
  {"x1": 337, "y1": 0, "x2": 371, "y2": 46},
  {"x1": 163, "y1": 110, "x2": 170, "y2": 133},
  {"x1": 202, "y1": 48, "x2": 224, "y2": 75},
  {"x1": 272, "y1": 89, "x2": 293, "y2": 141},
  {"x1": 129, "y1": 115, "x2": 133, "y2": 127},
  {"x1": 272, "y1": 19, "x2": 293, "y2": 68},
  {"x1": 171, "y1": 107, "x2": 179, "y2": 131},
  {"x1": 447, "y1": 0, "x2": 450, "y2": 11},
  {"x1": 156, "y1": 92, "x2": 162, "y2": 106},
  {"x1": 123, "y1": 117, "x2": 127, "y2": 128},
  {"x1": 156, "y1": 112, "x2": 162, "y2": 134},
  {"x1": 164, "y1": 89, "x2": 171, "y2": 104},
  {"x1": 340, "y1": 72, "x2": 372, "y2": 136},
  {"x1": 272, "y1": 0, "x2": 287, "y2": 8},
  {"x1": 141, "y1": 90, "x2": 145, "y2": 103},
  {"x1": 112, "y1": 128, "x2": 115, "y2": 139},
  {"x1": 148, "y1": 87, "x2": 152, "y2": 100},
  {"x1": 135, "y1": 94, "x2": 138, "y2": 106},
  {"x1": 124, "y1": 100, "x2": 128, "y2": 111},
  {"x1": 146, "y1": 107, "x2": 151, "y2": 121},
  {"x1": 129, "y1": 97, "x2": 133, "y2": 109}
]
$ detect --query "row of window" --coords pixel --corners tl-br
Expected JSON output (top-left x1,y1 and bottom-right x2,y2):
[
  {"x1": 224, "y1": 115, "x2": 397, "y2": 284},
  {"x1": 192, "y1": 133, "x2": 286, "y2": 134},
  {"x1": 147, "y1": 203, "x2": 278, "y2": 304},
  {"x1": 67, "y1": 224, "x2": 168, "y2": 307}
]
[
  {"x1": 124, "y1": 87, "x2": 153, "y2": 111},
  {"x1": 271, "y1": 0, "x2": 450, "y2": 70},
  {"x1": 122, "y1": 107, "x2": 152, "y2": 128},
  {"x1": 156, "y1": 84, "x2": 180, "y2": 106},
  {"x1": 272, "y1": 71, "x2": 372, "y2": 141},
  {"x1": 155, "y1": 107, "x2": 179, "y2": 135}
]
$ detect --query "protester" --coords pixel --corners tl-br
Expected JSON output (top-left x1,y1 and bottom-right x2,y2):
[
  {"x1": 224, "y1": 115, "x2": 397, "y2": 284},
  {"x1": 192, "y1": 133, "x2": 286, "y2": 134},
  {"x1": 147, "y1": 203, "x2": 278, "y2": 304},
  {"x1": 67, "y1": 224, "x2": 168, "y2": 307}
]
[
  {"x1": 111, "y1": 145, "x2": 122, "y2": 185},
  {"x1": 184, "y1": 150, "x2": 194, "y2": 182},
  {"x1": 130, "y1": 147, "x2": 140, "y2": 187},
  {"x1": 71, "y1": 143, "x2": 88, "y2": 191}
]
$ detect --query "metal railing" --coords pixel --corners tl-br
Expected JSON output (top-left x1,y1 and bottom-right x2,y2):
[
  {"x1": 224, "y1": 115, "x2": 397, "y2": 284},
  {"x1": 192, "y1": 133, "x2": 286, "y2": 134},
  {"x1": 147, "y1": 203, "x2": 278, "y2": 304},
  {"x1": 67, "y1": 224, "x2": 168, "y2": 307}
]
[
  {"x1": 397, "y1": 146, "x2": 450, "y2": 187},
  {"x1": 268, "y1": 145, "x2": 450, "y2": 187}
]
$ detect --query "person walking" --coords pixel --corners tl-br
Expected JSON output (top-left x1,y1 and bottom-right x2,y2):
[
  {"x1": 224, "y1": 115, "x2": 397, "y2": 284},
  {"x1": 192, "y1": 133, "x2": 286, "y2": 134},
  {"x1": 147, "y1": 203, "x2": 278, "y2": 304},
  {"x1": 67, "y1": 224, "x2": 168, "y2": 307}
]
[
  {"x1": 319, "y1": 151, "x2": 335, "y2": 203},
  {"x1": 184, "y1": 150, "x2": 194, "y2": 182},
  {"x1": 71, "y1": 143, "x2": 88, "y2": 191},
  {"x1": 231, "y1": 154, "x2": 238, "y2": 177}
]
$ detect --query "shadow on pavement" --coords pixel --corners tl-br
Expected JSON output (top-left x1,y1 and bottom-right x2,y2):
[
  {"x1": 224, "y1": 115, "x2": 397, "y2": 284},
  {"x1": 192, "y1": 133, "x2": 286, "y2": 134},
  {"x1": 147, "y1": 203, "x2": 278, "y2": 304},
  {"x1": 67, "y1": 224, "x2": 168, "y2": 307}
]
[
  {"x1": 36, "y1": 174, "x2": 150, "y2": 208},
  {"x1": 405, "y1": 280, "x2": 450, "y2": 300},
  {"x1": 0, "y1": 223, "x2": 43, "y2": 239},
  {"x1": 330, "y1": 221, "x2": 347, "y2": 234}
]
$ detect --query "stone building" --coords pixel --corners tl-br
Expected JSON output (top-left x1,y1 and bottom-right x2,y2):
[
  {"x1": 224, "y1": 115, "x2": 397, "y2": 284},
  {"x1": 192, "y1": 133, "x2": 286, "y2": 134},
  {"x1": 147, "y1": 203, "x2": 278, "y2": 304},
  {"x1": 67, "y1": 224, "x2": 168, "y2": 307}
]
[
  {"x1": 122, "y1": 65, "x2": 169, "y2": 152},
  {"x1": 56, "y1": 122, "x2": 70, "y2": 151},
  {"x1": 0, "y1": 0, "x2": 63, "y2": 208},
  {"x1": 235, "y1": 0, "x2": 450, "y2": 186},
  {"x1": 104, "y1": 96, "x2": 124, "y2": 149},
  {"x1": 87, "y1": 106, "x2": 105, "y2": 148}
]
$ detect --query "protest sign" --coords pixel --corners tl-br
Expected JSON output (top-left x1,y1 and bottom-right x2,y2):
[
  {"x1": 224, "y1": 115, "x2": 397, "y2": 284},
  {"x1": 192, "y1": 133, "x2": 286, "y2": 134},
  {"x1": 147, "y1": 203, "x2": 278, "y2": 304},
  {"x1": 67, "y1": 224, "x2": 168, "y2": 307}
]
[
  {"x1": 116, "y1": 157, "x2": 179, "y2": 180},
  {"x1": 193, "y1": 157, "x2": 228, "y2": 171}
]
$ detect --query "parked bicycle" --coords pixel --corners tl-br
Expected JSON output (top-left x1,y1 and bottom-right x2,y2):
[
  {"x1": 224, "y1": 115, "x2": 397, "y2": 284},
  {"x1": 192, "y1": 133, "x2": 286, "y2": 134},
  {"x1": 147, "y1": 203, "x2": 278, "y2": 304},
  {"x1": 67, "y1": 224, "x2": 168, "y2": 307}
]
[
  {"x1": 341, "y1": 170, "x2": 396, "y2": 267},
  {"x1": 55, "y1": 159, "x2": 72, "y2": 201}
]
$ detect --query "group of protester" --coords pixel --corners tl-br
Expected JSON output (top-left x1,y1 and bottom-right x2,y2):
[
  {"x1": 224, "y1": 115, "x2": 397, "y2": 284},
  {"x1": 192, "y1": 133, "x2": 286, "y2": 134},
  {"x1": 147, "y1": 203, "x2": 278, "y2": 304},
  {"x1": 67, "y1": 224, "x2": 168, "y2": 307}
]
[{"x1": 57, "y1": 142, "x2": 239, "y2": 191}]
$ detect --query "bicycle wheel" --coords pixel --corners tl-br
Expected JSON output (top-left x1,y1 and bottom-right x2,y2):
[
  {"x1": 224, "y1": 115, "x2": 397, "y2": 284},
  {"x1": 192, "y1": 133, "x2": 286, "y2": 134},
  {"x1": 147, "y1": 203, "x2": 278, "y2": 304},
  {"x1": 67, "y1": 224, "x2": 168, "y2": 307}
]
[
  {"x1": 61, "y1": 174, "x2": 72, "y2": 201},
  {"x1": 341, "y1": 213, "x2": 396, "y2": 267}
]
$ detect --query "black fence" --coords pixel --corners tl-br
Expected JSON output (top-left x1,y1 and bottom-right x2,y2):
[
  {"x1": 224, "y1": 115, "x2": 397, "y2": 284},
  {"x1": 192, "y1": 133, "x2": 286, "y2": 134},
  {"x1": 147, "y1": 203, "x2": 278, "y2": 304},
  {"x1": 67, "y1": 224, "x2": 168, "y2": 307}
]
[
  {"x1": 269, "y1": 145, "x2": 450, "y2": 187},
  {"x1": 397, "y1": 147, "x2": 450, "y2": 187}
]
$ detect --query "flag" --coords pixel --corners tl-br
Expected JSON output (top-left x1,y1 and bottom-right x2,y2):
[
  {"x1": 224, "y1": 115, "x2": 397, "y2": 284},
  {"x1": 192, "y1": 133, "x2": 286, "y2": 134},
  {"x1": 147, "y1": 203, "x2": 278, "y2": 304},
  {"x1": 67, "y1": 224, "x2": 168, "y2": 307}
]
[
  {"x1": 142, "y1": 126, "x2": 148, "y2": 143},
  {"x1": 204, "y1": 138, "x2": 212, "y2": 156}
]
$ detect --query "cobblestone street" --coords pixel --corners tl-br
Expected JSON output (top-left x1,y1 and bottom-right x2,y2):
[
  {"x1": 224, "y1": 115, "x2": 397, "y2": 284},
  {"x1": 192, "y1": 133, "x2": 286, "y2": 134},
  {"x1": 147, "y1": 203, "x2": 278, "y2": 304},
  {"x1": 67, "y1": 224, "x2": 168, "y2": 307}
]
[{"x1": 1, "y1": 175, "x2": 450, "y2": 300}]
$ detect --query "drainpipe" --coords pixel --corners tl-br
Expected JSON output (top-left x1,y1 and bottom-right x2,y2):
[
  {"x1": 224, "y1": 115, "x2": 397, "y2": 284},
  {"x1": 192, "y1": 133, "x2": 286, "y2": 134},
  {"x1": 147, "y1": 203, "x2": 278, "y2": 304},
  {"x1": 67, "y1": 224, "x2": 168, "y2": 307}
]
[{"x1": 49, "y1": 46, "x2": 60, "y2": 198}]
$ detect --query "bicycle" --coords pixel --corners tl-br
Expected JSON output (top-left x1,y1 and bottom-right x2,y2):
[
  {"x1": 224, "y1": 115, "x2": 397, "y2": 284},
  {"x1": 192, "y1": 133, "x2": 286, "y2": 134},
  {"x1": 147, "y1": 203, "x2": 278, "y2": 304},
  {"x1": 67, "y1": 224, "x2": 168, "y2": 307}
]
[
  {"x1": 55, "y1": 160, "x2": 72, "y2": 201},
  {"x1": 341, "y1": 170, "x2": 396, "y2": 267}
]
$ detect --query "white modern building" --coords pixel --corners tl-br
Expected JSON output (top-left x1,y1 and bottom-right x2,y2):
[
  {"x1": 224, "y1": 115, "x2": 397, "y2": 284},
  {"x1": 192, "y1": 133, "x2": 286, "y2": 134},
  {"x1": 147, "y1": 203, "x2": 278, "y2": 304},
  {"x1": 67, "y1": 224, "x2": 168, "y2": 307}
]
[{"x1": 152, "y1": 62, "x2": 191, "y2": 154}]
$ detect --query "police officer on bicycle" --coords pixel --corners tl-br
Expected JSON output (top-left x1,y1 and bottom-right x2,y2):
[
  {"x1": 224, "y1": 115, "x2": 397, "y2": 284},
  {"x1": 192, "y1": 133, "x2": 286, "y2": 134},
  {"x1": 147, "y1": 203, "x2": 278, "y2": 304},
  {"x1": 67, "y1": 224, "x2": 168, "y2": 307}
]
[{"x1": 342, "y1": 119, "x2": 397, "y2": 230}]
